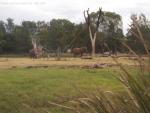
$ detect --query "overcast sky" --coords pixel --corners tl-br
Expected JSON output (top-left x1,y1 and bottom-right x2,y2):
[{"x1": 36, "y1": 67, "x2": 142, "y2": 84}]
[{"x1": 0, "y1": 0, "x2": 150, "y2": 33}]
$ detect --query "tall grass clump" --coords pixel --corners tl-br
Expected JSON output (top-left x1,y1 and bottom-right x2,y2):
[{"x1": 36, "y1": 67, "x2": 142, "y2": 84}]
[{"x1": 49, "y1": 17, "x2": 150, "y2": 113}]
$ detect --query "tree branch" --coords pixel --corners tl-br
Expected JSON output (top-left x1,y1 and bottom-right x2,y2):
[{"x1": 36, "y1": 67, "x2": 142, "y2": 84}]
[
  {"x1": 83, "y1": 11, "x2": 88, "y2": 24},
  {"x1": 86, "y1": 8, "x2": 90, "y2": 26},
  {"x1": 96, "y1": 7, "x2": 103, "y2": 32}
]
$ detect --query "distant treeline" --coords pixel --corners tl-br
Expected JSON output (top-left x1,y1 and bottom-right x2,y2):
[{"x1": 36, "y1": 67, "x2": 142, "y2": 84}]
[{"x1": 0, "y1": 11, "x2": 149, "y2": 54}]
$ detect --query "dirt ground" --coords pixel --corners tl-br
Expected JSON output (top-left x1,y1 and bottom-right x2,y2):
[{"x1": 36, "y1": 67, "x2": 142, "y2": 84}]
[{"x1": 0, "y1": 56, "x2": 142, "y2": 69}]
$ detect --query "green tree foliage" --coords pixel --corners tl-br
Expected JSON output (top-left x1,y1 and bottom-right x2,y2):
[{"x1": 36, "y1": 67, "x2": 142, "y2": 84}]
[
  {"x1": 2, "y1": 18, "x2": 16, "y2": 53},
  {"x1": 71, "y1": 23, "x2": 89, "y2": 48},
  {"x1": 22, "y1": 21, "x2": 37, "y2": 34},
  {"x1": 92, "y1": 11, "x2": 123, "y2": 53},
  {"x1": 104, "y1": 12, "x2": 124, "y2": 53},
  {"x1": 0, "y1": 11, "x2": 124, "y2": 54},
  {"x1": 6, "y1": 18, "x2": 15, "y2": 33},
  {"x1": 47, "y1": 19, "x2": 75, "y2": 51},
  {"x1": 126, "y1": 14, "x2": 150, "y2": 54},
  {"x1": 0, "y1": 21, "x2": 6, "y2": 53},
  {"x1": 13, "y1": 26, "x2": 32, "y2": 53}
]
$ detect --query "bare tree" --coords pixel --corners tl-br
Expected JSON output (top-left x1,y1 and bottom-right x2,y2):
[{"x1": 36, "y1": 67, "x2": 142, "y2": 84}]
[
  {"x1": 84, "y1": 8, "x2": 103, "y2": 58},
  {"x1": 32, "y1": 38, "x2": 37, "y2": 50},
  {"x1": 29, "y1": 37, "x2": 43, "y2": 59}
]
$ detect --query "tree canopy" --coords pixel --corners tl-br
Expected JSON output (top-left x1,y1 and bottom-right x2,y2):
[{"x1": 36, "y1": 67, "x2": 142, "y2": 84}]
[{"x1": 0, "y1": 11, "x2": 149, "y2": 55}]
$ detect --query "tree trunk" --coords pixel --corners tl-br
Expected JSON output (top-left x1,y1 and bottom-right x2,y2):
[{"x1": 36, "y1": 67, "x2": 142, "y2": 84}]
[
  {"x1": 89, "y1": 27, "x2": 97, "y2": 59},
  {"x1": 91, "y1": 40, "x2": 95, "y2": 58}
]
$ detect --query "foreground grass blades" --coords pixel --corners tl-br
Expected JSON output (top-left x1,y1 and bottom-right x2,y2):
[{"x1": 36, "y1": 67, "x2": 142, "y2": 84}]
[
  {"x1": 48, "y1": 17, "x2": 150, "y2": 113},
  {"x1": 0, "y1": 68, "x2": 123, "y2": 113}
]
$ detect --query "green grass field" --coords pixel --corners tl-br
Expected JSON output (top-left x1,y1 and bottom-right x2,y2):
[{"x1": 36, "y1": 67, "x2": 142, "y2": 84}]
[{"x1": 0, "y1": 67, "x2": 124, "y2": 113}]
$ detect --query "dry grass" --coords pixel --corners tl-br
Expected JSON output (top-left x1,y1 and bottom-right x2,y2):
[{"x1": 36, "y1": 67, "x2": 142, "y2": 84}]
[{"x1": 0, "y1": 56, "x2": 145, "y2": 69}]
